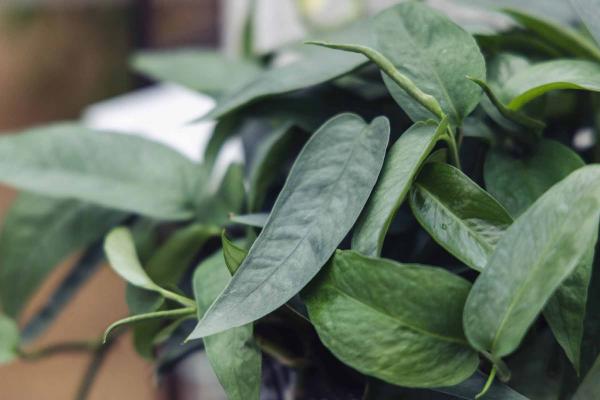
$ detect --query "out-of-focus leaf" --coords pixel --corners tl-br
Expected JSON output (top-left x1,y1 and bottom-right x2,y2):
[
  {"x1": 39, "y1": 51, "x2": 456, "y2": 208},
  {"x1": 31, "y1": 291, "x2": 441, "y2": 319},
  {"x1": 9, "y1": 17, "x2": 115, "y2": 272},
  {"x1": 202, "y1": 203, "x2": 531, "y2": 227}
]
[
  {"x1": 188, "y1": 114, "x2": 389, "y2": 338},
  {"x1": 229, "y1": 213, "x2": 268, "y2": 228},
  {"x1": 221, "y1": 233, "x2": 247, "y2": 275},
  {"x1": 352, "y1": 120, "x2": 446, "y2": 256},
  {"x1": 464, "y1": 166, "x2": 600, "y2": 360},
  {"x1": 373, "y1": 2, "x2": 485, "y2": 126},
  {"x1": 131, "y1": 49, "x2": 261, "y2": 96},
  {"x1": 0, "y1": 314, "x2": 19, "y2": 365},
  {"x1": 410, "y1": 162, "x2": 512, "y2": 272},
  {"x1": 0, "y1": 123, "x2": 200, "y2": 220},
  {"x1": 0, "y1": 193, "x2": 126, "y2": 317},
  {"x1": 570, "y1": 0, "x2": 600, "y2": 46},
  {"x1": 304, "y1": 250, "x2": 478, "y2": 388},
  {"x1": 574, "y1": 354, "x2": 600, "y2": 399},
  {"x1": 196, "y1": 163, "x2": 246, "y2": 226}
]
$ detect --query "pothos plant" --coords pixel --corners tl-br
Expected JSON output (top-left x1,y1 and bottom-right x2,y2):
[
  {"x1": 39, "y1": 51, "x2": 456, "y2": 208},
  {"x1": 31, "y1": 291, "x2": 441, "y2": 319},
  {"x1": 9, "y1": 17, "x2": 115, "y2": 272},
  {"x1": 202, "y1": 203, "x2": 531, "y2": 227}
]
[{"x1": 1, "y1": 1, "x2": 600, "y2": 399}]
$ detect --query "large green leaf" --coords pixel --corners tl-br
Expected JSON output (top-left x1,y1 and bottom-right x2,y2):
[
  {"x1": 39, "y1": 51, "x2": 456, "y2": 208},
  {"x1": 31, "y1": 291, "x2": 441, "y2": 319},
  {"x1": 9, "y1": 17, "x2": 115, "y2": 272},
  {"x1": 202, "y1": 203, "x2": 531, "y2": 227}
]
[
  {"x1": 503, "y1": 9, "x2": 600, "y2": 62},
  {"x1": 192, "y1": 250, "x2": 261, "y2": 400},
  {"x1": 463, "y1": 165, "x2": 600, "y2": 360},
  {"x1": 484, "y1": 140, "x2": 590, "y2": 371},
  {"x1": 0, "y1": 123, "x2": 199, "y2": 220},
  {"x1": 205, "y1": 22, "x2": 370, "y2": 120},
  {"x1": 131, "y1": 48, "x2": 261, "y2": 96},
  {"x1": 304, "y1": 250, "x2": 478, "y2": 388},
  {"x1": 352, "y1": 120, "x2": 446, "y2": 256},
  {"x1": 410, "y1": 162, "x2": 512, "y2": 272},
  {"x1": 0, "y1": 314, "x2": 19, "y2": 364},
  {"x1": 0, "y1": 193, "x2": 126, "y2": 317},
  {"x1": 373, "y1": 2, "x2": 485, "y2": 126},
  {"x1": 570, "y1": 0, "x2": 600, "y2": 46},
  {"x1": 188, "y1": 113, "x2": 390, "y2": 338},
  {"x1": 501, "y1": 60, "x2": 600, "y2": 110}
]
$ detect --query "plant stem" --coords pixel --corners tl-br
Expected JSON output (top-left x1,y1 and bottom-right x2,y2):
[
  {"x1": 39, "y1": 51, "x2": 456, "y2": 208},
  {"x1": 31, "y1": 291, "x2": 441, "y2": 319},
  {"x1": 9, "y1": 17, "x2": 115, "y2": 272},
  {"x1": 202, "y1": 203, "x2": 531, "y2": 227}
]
[
  {"x1": 476, "y1": 366, "x2": 497, "y2": 399},
  {"x1": 442, "y1": 129, "x2": 462, "y2": 170},
  {"x1": 18, "y1": 340, "x2": 101, "y2": 361},
  {"x1": 158, "y1": 289, "x2": 196, "y2": 308},
  {"x1": 481, "y1": 351, "x2": 511, "y2": 382},
  {"x1": 75, "y1": 332, "x2": 122, "y2": 400}
]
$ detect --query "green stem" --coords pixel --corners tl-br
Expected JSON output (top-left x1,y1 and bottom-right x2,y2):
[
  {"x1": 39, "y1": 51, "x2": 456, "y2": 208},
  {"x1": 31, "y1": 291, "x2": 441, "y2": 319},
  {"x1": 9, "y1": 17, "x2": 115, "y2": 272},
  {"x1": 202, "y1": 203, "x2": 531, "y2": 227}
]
[
  {"x1": 442, "y1": 129, "x2": 462, "y2": 170},
  {"x1": 18, "y1": 340, "x2": 101, "y2": 361},
  {"x1": 476, "y1": 366, "x2": 497, "y2": 399},
  {"x1": 157, "y1": 288, "x2": 196, "y2": 308},
  {"x1": 75, "y1": 331, "x2": 123, "y2": 400},
  {"x1": 305, "y1": 41, "x2": 445, "y2": 120},
  {"x1": 481, "y1": 351, "x2": 511, "y2": 382}
]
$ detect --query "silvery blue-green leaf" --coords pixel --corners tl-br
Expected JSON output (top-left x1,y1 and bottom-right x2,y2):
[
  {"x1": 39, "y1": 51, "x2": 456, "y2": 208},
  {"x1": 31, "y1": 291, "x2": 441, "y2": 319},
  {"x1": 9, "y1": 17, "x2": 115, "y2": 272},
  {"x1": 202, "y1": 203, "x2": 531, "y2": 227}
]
[
  {"x1": 374, "y1": 2, "x2": 485, "y2": 126},
  {"x1": 0, "y1": 123, "x2": 199, "y2": 220},
  {"x1": 304, "y1": 250, "x2": 478, "y2": 388},
  {"x1": 21, "y1": 244, "x2": 105, "y2": 343},
  {"x1": 352, "y1": 120, "x2": 446, "y2": 256},
  {"x1": 501, "y1": 60, "x2": 600, "y2": 110},
  {"x1": 410, "y1": 162, "x2": 512, "y2": 272},
  {"x1": 193, "y1": 250, "x2": 261, "y2": 400},
  {"x1": 464, "y1": 165, "x2": 600, "y2": 360},
  {"x1": 206, "y1": 22, "x2": 370, "y2": 119},
  {"x1": 574, "y1": 354, "x2": 600, "y2": 399},
  {"x1": 0, "y1": 314, "x2": 19, "y2": 364},
  {"x1": 503, "y1": 9, "x2": 600, "y2": 62},
  {"x1": 248, "y1": 122, "x2": 304, "y2": 212},
  {"x1": 570, "y1": 0, "x2": 600, "y2": 46},
  {"x1": 229, "y1": 213, "x2": 268, "y2": 228},
  {"x1": 188, "y1": 113, "x2": 390, "y2": 338},
  {"x1": 484, "y1": 140, "x2": 590, "y2": 372},
  {"x1": 131, "y1": 49, "x2": 261, "y2": 96},
  {"x1": 0, "y1": 193, "x2": 126, "y2": 318}
]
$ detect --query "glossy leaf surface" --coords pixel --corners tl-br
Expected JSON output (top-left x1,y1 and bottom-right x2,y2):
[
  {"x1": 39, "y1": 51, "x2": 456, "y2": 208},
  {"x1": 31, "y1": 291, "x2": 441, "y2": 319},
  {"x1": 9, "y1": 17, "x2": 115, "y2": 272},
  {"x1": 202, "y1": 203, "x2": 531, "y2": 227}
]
[
  {"x1": 0, "y1": 123, "x2": 198, "y2": 220},
  {"x1": 189, "y1": 113, "x2": 389, "y2": 338},
  {"x1": 410, "y1": 162, "x2": 512, "y2": 271},
  {"x1": 304, "y1": 250, "x2": 478, "y2": 388},
  {"x1": 464, "y1": 166, "x2": 600, "y2": 359},
  {"x1": 0, "y1": 194, "x2": 125, "y2": 317},
  {"x1": 374, "y1": 2, "x2": 485, "y2": 125},
  {"x1": 352, "y1": 120, "x2": 445, "y2": 256}
]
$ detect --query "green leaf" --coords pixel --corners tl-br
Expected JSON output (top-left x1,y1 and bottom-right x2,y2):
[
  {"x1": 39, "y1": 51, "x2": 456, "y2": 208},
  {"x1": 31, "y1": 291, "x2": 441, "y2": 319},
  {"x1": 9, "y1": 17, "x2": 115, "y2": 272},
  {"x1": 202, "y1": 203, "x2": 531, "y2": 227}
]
[
  {"x1": 127, "y1": 224, "x2": 219, "y2": 315},
  {"x1": 501, "y1": 60, "x2": 600, "y2": 110},
  {"x1": 192, "y1": 250, "x2": 261, "y2": 400},
  {"x1": 352, "y1": 119, "x2": 446, "y2": 256},
  {"x1": 503, "y1": 9, "x2": 600, "y2": 62},
  {"x1": 373, "y1": 2, "x2": 485, "y2": 126},
  {"x1": 0, "y1": 123, "x2": 199, "y2": 220},
  {"x1": 188, "y1": 113, "x2": 390, "y2": 338},
  {"x1": 304, "y1": 250, "x2": 478, "y2": 388},
  {"x1": 248, "y1": 122, "x2": 304, "y2": 212},
  {"x1": 0, "y1": 193, "x2": 126, "y2": 317},
  {"x1": 103, "y1": 307, "x2": 195, "y2": 343},
  {"x1": 410, "y1": 162, "x2": 512, "y2": 272},
  {"x1": 574, "y1": 354, "x2": 600, "y2": 399},
  {"x1": 570, "y1": 0, "x2": 600, "y2": 46},
  {"x1": 463, "y1": 165, "x2": 600, "y2": 360},
  {"x1": 0, "y1": 314, "x2": 19, "y2": 364},
  {"x1": 221, "y1": 232, "x2": 247, "y2": 275},
  {"x1": 229, "y1": 213, "x2": 268, "y2": 228},
  {"x1": 131, "y1": 48, "x2": 261, "y2": 96},
  {"x1": 484, "y1": 140, "x2": 585, "y2": 218},
  {"x1": 196, "y1": 163, "x2": 246, "y2": 226},
  {"x1": 205, "y1": 22, "x2": 371, "y2": 119},
  {"x1": 484, "y1": 140, "x2": 589, "y2": 372}
]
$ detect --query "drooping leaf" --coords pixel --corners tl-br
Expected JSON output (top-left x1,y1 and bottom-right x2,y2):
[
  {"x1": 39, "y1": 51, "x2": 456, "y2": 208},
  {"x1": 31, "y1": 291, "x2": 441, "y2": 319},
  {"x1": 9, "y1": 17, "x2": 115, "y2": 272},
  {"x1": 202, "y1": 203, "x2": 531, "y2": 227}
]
[
  {"x1": 0, "y1": 193, "x2": 126, "y2": 317},
  {"x1": 352, "y1": 119, "x2": 446, "y2": 256},
  {"x1": 205, "y1": 22, "x2": 371, "y2": 120},
  {"x1": 464, "y1": 165, "x2": 600, "y2": 360},
  {"x1": 373, "y1": 2, "x2": 485, "y2": 126},
  {"x1": 21, "y1": 243, "x2": 105, "y2": 343},
  {"x1": 221, "y1": 233, "x2": 247, "y2": 275},
  {"x1": 0, "y1": 314, "x2": 19, "y2": 364},
  {"x1": 503, "y1": 9, "x2": 600, "y2": 62},
  {"x1": 0, "y1": 123, "x2": 199, "y2": 220},
  {"x1": 485, "y1": 140, "x2": 589, "y2": 372},
  {"x1": 410, "y1": 162, "x2": 513, "y2": 272},
  {"x1": 192, "y1": 250, "x2": 261, "y2": 400},
  {"x1": 501, "y1": 60, "x2": 600, "y2": 110},
  {"x1": 304, "y1": 250, "x2": 478, "y2": 388},
  {"x1": 229, "y1": 213, "x2": 269, "y2": 228},
  {"x1": 570, "y1": 0, "x2": 600, "y2": 46},
  {"x1": 131, "y1": 49, "x2": 261, "y2": 96},
  {"x1": 188, "y1": 113, "x2": 390, "y2": 338}
]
